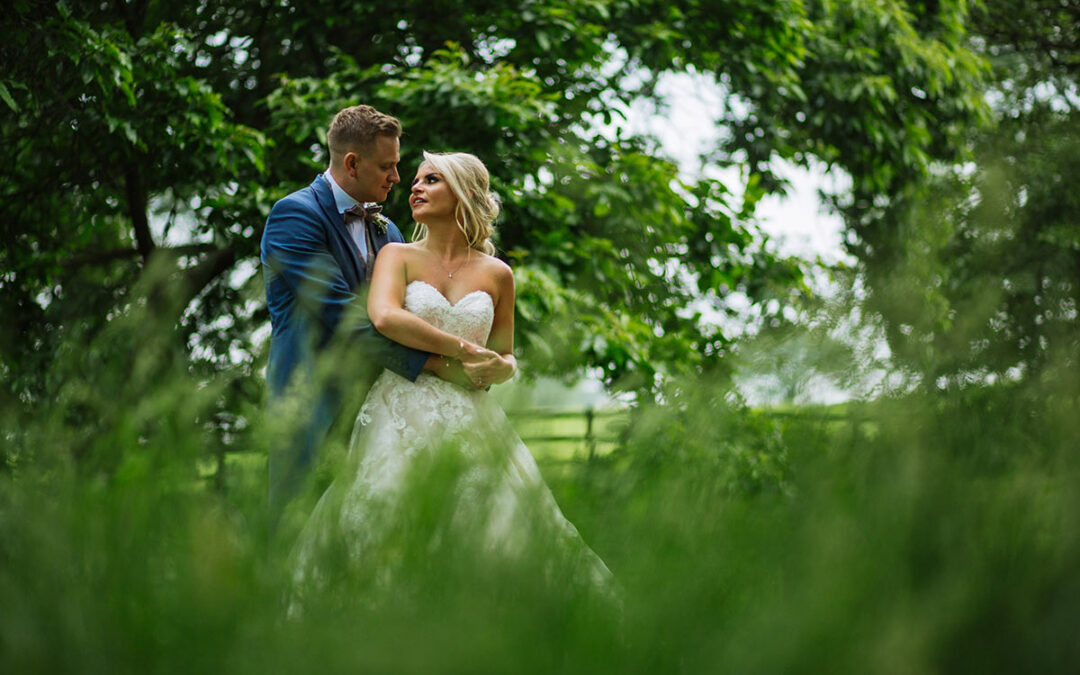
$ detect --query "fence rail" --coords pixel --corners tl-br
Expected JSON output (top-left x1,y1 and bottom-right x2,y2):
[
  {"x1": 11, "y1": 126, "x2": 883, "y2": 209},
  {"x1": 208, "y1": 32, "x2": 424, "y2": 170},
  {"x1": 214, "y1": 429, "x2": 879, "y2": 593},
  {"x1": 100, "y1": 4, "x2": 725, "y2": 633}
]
[
  {"x1": 505, "y1": 406, "x2": 627, "y2": 460},
  {"x1": 207, "y1": 405, "x2": 871, "y2": 489}
]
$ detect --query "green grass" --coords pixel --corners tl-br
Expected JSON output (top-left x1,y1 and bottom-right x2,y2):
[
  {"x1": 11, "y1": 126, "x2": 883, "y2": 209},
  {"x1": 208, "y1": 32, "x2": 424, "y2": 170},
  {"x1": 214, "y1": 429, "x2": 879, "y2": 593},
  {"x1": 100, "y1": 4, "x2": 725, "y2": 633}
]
[{"x1": 4, "y1": 327, "x2": 1080, "y2": 674}]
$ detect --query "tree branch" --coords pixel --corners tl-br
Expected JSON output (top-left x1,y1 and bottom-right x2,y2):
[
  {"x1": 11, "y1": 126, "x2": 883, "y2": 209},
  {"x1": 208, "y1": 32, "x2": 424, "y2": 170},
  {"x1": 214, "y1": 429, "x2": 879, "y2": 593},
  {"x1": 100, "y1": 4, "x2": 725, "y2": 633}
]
[
  {"x1": 62, "y1": 243, "x2": 218, "y2": 269},
  {"x1": 142, "y1": 247, "x2": 238, "y2": 319},
  {"x1": 125, "y1": 167, "x2": 155, "y2": 263},
  {"x1": 179, "y1": 246, "x2": 237, "y2": 308},
  {"x1": 113, "y1": 0, "x2": 149, "y2": 38}
]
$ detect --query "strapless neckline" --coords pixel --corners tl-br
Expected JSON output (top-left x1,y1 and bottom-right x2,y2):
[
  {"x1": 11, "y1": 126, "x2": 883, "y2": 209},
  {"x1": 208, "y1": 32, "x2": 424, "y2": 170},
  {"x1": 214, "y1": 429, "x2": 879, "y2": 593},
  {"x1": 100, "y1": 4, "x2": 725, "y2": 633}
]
[
  {"x1": 406, "y1": 280, "x2": 492, "y2": 308},
  {"x1": 403, "y1": 280, "x2": 494, "y2": 346}
]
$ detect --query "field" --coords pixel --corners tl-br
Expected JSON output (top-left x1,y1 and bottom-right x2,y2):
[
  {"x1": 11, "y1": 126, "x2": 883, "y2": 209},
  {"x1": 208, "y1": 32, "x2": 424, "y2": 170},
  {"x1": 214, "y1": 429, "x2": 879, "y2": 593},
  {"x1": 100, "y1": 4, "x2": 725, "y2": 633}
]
[{"x1": 8, "y1": 371, "x2": 1078, "y2": 674}]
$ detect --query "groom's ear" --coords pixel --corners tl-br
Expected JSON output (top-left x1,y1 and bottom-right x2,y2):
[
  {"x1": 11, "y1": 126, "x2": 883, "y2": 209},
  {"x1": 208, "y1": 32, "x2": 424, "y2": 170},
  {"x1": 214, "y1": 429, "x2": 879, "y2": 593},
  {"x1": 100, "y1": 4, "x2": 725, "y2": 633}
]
[{"x1": 342, "y1": 151, "x2": 357, "y2": 176}]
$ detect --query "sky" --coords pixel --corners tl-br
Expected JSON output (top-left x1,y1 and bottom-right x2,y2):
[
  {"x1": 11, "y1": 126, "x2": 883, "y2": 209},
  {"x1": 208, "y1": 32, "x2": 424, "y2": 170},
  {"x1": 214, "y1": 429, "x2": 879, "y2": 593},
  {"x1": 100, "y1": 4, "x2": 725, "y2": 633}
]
[
  {"x1": 613, "y1": 71, "x2": 875, "y2": 405},
  {"x1": 619, "y1": 70, "x2": 853, "y2": 266}
]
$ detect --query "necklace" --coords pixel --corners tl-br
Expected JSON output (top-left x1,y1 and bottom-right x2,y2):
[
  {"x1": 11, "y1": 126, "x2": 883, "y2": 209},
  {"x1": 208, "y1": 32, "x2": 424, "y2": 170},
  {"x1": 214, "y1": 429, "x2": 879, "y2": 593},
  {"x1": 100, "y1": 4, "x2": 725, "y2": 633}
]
[{"x1": 431, "y1": 248, "x2": 471, "y2": 278}]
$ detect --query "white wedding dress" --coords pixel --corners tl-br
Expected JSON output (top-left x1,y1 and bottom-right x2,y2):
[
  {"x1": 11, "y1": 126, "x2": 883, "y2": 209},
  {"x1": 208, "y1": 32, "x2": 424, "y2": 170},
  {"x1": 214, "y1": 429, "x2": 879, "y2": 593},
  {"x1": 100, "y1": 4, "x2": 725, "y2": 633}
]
[{"x1": 290, "y1": 280, "x2": 613, "y2": 604}]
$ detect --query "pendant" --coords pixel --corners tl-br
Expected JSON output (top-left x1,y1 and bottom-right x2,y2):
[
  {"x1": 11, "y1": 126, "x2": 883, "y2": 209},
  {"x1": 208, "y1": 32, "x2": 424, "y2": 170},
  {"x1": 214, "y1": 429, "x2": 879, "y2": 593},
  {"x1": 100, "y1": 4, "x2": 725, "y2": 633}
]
[{"x1": 448, "y1": 273, "x2": 453, "y2": 278}]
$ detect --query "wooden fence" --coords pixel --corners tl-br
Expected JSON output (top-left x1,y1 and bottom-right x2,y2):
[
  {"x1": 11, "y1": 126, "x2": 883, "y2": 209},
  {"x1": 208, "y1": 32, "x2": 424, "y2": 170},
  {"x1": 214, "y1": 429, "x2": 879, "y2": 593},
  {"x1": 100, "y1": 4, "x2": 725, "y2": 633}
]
[
  {"x1": 504, "y1": 406, "x2": 628, "y2": 461},
  {"x1": 206, "y1": 405, "x2": 870, "y2": 489},
  {"x1": 204, "y1": 406, "x2": 630, "y2": 490}
]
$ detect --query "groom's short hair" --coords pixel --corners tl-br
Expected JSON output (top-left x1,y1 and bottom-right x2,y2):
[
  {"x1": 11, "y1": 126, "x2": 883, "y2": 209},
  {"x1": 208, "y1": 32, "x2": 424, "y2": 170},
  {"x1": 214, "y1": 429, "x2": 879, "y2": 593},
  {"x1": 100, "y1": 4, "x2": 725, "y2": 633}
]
[{"x1": 327, "y1": 105, "x2": 402, "y2": 161}]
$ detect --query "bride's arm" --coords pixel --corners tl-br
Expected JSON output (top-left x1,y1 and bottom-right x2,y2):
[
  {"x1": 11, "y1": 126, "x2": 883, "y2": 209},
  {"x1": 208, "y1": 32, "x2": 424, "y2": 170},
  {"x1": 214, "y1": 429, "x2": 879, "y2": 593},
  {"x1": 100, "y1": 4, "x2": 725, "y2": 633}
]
[
  {"x1": 462, "y1": 261, "x2": 516, "y2": 386},
  {"x1": 367, "y1": 244, "x2": 492, "y2": 360}
]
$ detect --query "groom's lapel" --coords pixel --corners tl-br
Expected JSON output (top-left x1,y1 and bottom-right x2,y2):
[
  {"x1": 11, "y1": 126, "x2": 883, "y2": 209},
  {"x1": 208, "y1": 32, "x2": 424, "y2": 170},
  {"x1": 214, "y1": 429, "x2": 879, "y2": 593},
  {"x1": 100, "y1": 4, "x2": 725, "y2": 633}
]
[
  {"x1": 358, "y1": 215, "x2": 398, "y2": 283},
  {"x1": 369, "y1": 218, "x2": 394, "y2": 258},
  {"x1": 310, "y1": 174, "x2": 364, "y2": 284}
]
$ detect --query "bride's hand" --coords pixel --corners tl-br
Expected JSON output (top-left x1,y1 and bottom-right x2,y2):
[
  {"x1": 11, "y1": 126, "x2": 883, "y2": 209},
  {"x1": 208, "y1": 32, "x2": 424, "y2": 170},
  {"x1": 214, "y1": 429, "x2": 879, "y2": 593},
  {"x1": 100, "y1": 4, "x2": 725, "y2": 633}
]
[
  {"x1": 455, "y1": 341, "x2": 497, "y2": 365},
  {"x1": 462, "y1": 352, "x2": 515, "y2": 388}
]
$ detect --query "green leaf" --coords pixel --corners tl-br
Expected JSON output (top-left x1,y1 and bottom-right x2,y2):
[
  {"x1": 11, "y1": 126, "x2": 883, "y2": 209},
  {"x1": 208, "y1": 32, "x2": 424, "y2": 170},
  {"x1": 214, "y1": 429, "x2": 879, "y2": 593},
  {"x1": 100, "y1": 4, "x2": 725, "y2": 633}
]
[{"x1": 0, "y1": 81, "x2": 18, "y2": 113}]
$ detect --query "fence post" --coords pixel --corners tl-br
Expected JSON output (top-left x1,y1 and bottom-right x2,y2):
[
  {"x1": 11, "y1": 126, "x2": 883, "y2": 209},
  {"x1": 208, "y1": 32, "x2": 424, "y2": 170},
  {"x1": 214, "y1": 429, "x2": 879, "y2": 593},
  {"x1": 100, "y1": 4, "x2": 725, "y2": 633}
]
[
  {"x1": 214, "y1": 444, "x2": 226, "y2": 493},
  {"x1": 585, "y1": 406, "x2": 596, "y2": 461}
]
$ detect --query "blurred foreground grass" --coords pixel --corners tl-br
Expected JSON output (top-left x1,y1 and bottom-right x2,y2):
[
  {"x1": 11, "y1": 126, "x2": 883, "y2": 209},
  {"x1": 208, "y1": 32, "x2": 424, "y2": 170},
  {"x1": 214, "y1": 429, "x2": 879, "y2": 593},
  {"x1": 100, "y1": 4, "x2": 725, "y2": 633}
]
[{"x1": 3, "y1": 309, "x2": 1080, "y2": 674}]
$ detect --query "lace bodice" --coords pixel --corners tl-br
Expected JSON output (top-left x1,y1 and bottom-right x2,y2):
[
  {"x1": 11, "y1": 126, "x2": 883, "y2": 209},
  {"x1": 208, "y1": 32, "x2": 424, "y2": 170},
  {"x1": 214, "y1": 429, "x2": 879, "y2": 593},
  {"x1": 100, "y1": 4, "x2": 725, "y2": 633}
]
[
  {"x1": 404, "y1": 280, "x2": 494, "y2": 346},
  {"x1": 352, "y1": 279, "x2": 495, "y2": 438}
]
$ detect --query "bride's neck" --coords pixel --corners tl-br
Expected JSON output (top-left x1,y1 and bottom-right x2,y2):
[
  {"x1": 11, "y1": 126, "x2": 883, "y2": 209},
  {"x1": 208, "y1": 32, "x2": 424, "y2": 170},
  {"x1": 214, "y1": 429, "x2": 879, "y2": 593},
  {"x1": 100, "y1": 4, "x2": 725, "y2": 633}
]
[{"x1": 422, "y1": 222, "x2": 470, "y2": 259}]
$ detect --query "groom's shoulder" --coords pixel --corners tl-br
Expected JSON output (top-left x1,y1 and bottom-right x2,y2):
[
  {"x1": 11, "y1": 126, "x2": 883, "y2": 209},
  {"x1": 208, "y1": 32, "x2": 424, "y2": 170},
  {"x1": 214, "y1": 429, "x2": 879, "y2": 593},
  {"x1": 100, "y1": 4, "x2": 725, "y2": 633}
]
[
  {"x1": 263, "y1": 182, "x2": 325, "y2": 246},
  {"x1": 266, "y1": 180, "x2": 324, "y2": 230},
  {"x1": 272, "y1": 180, "x2": 320, "y2": 213}
]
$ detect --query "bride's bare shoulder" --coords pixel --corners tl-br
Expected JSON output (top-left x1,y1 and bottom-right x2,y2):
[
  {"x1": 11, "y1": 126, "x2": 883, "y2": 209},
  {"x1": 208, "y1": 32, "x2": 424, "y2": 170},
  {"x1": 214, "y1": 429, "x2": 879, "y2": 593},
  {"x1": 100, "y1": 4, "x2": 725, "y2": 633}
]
[
  {"x1": 381, "y1": 241, "x2": 422, "y2": 253},
  {"x1": 475, "y1": 251, "x2": 510, "y2": 272},
  {"x1": 478, "y1": 252, "x2": 513, "y2": 281},
  {"x1": 379, "y1": 242, "x2": 427, "y2": 262}
]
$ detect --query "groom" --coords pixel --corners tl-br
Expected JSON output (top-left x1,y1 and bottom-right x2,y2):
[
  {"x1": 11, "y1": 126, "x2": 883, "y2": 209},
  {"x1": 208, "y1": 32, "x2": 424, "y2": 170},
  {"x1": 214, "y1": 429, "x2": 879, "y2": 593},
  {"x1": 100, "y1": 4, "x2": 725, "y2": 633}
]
[{"x1": 261, "y1": 104, "x2": 465, "y2": 527}]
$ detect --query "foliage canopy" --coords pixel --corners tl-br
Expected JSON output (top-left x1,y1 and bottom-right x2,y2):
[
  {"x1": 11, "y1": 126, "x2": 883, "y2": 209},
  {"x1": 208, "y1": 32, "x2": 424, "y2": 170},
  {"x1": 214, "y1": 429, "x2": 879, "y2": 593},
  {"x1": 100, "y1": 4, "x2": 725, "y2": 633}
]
[
  {"x1": 1, "y1": 0, "x2": 989, "y2": 414},
  {"x1": 850, "y1": 0, "x2": 1080, "y2": 388}
]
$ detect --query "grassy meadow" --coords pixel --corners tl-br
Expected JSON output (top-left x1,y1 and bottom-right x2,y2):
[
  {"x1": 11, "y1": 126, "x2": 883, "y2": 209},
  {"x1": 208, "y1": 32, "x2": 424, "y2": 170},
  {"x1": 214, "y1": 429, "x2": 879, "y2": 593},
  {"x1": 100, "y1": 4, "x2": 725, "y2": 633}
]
[
  {"x1": 3, "y1": 305, "x2": 1080, "y2": 674},
  {"x1": 4, "y1": 1, "x2": 1076, "y2": 672}
]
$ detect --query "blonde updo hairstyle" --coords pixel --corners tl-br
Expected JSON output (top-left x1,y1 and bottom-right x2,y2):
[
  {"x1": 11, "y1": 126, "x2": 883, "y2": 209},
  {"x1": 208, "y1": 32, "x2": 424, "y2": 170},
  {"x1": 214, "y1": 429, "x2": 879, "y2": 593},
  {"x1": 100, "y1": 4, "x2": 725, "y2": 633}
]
[{"x1": 412, "y1": 151, "x2": 499, "y2": 255}]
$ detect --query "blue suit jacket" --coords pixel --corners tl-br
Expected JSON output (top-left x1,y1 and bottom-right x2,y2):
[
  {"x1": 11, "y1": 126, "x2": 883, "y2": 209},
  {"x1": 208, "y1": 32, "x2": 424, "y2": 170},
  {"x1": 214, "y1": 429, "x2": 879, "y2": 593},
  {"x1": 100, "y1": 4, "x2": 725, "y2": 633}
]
[{"x1": 261, "y1": 173, "x2": 428, "y2": 397}]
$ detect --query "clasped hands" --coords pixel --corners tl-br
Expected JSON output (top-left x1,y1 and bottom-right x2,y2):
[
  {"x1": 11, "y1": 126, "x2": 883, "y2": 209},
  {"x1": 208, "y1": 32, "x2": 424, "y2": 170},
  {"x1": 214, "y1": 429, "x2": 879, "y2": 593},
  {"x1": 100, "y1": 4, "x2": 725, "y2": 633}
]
[{"x1": 431, "y1": 340, "x2": 514, "y2": 390}]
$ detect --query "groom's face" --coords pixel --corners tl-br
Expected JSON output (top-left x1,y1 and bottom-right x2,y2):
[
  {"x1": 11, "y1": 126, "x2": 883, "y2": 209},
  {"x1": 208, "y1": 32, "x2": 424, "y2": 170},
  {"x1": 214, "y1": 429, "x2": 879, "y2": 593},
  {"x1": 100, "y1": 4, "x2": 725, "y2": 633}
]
[{"x1": 345, "y1": 134, "x2": 400, "y2": 203}]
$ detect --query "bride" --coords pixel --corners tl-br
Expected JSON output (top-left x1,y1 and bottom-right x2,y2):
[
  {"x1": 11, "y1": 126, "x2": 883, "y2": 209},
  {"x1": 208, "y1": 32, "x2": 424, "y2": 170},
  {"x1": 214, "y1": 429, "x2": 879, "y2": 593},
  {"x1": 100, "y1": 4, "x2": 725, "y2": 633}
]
[{"x1": 290, "y1": 151, "x2": 613, "y2": 605}]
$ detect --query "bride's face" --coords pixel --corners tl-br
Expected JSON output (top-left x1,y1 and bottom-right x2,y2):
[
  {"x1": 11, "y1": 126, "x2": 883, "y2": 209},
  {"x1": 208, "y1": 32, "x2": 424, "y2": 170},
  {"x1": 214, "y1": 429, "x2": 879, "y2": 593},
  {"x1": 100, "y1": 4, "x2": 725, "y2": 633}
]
[{"x1": 409, "y1": 163, "x2": 457, "y2": 222}]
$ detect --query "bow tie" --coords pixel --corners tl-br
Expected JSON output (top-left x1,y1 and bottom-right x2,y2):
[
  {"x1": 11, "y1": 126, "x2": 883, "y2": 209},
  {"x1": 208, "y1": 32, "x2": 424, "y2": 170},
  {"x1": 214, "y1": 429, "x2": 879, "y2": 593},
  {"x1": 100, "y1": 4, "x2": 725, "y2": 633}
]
[{"x1": 344, "y1": 203, "x2": 382, "y2": 222}]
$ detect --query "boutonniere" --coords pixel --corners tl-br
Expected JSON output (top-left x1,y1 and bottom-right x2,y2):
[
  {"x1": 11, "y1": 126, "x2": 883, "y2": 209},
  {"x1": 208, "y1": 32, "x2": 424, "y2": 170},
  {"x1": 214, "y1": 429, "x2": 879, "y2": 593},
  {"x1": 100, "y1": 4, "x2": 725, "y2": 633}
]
[{"x1": 371, "y1": 212, "x2": 389, "y2": 235}]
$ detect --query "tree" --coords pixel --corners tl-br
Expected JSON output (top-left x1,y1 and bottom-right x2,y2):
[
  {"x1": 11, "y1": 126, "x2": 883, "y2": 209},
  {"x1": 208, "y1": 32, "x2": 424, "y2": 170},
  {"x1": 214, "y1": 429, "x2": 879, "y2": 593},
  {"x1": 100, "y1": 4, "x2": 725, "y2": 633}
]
[
  {"x1": 839, "y1": 0, "x2": 1080, "y2": 388},
  {"x1": 0, "y1": 1, "x2": 988, "y2": 442}
]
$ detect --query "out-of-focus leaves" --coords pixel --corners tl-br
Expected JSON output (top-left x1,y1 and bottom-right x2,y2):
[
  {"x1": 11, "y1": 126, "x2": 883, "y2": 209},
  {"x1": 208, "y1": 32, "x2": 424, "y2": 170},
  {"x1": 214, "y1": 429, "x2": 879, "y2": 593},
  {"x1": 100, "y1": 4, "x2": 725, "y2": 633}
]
[
  {"x1": 848, "y1": 0, "x2": 1080, "y2": 389},
  {"x1": 1, "y1": 0, "x2": 991, "y2": 421}
]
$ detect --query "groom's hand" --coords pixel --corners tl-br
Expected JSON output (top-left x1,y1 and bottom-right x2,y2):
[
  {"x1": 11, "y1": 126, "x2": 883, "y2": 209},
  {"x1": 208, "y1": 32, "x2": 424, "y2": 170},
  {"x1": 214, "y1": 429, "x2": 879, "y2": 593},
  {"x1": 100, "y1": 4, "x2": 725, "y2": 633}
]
[{"x1": 424, "y1": 354, "x2": 481, "y2": 390}]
